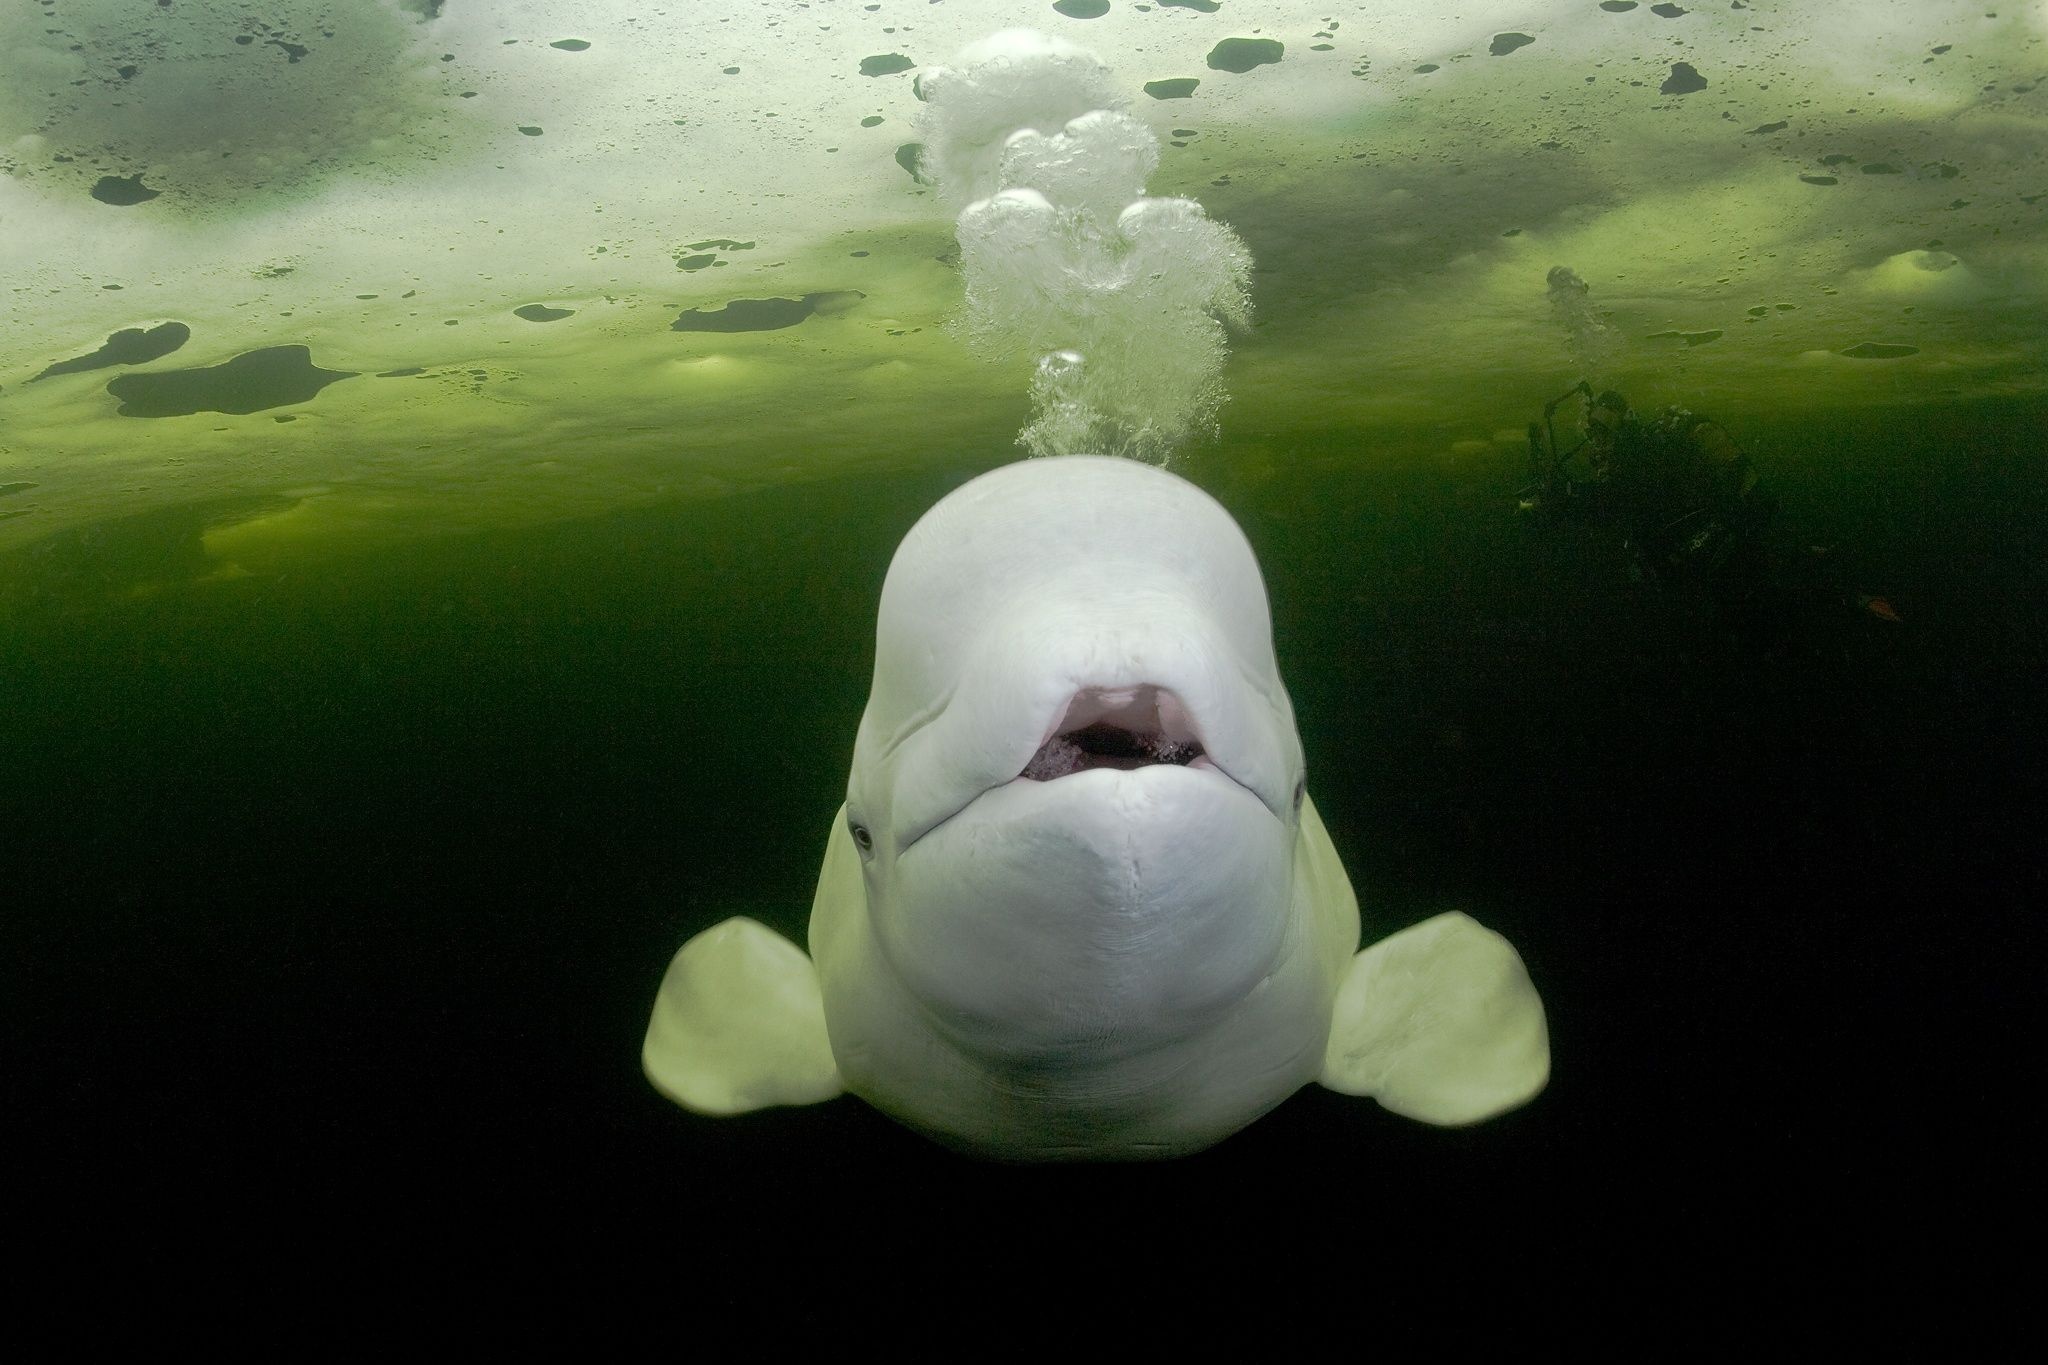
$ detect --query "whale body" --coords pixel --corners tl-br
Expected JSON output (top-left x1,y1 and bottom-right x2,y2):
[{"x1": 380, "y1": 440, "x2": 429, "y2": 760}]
[{"x1": 643, "y1": 455, "x2": 1548, "y2": 1159}]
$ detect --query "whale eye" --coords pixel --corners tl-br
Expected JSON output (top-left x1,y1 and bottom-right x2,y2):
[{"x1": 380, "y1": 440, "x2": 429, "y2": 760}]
[
  {"x1": 849, "y1": 818, "x2": 874, "y2": 855},
  {"x1": 1292, "y1": 778, "x2": 1306, "y2": 813}
]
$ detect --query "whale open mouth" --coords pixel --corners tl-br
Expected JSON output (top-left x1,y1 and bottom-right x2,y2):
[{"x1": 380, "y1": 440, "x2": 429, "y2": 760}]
[{"x1": 1021, "y1": 684, "x2": 1208, "y2": 781}]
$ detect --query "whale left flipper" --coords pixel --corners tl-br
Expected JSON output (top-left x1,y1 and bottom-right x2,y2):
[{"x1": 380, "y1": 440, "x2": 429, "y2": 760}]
[
  {"x1": 642, "y1": 915, "x2": 844, "y2": 1115},
  {"x1": 1318, "y1": 911, "x2": 1550, "y2": 1126}
]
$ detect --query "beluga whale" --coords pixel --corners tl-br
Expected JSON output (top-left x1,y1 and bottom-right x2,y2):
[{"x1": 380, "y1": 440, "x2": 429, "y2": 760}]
[{"x1": 643, "y1": 455, "x2": 1549, "y2": 1159}]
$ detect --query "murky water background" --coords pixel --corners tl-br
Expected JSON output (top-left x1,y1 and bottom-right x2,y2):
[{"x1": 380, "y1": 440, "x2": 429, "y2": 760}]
[{"x1": 8, "y1": 393, "x2": 2038, "y2": 1264}]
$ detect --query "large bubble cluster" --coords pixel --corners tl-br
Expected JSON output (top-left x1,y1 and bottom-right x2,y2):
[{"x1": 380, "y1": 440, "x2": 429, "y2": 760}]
[
  {"x1": 1546, "y1": 265, "x2": 1623, "y2": 385},
  {"x1": 918, "y1": 30, "x2": 1251, "y2": 464}
]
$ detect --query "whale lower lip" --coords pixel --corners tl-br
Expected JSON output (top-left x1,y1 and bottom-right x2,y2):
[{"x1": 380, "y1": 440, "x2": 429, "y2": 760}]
[{"x1": 908, "y1": 748, "x2": 1250, "y2": 859}]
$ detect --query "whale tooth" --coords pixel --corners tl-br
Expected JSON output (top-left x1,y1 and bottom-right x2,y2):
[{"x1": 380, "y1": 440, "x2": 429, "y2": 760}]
[{"x1": 1022, "y1": 684, "x2": 1206, "y2": 781}]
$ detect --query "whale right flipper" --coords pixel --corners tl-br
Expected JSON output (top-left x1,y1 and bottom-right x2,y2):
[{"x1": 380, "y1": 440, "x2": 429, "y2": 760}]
[
  {"x1": 642, "y1": 916, "x2": 845, "y2": 1115},
  {"x1": 1318, "y1": 911, "x2": 1550, "y2": 1125}
]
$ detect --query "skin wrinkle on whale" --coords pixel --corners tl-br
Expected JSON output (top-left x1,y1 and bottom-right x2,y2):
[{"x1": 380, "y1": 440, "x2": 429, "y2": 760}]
[{"x1": 642, "y1": 455, "x2": 1549, "y2": 1159}]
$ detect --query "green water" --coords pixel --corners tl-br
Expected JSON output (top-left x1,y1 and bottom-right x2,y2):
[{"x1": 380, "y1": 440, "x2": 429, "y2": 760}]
[{"x1": 7, "y1": 393, "x2": 2039, "y2": 1247}]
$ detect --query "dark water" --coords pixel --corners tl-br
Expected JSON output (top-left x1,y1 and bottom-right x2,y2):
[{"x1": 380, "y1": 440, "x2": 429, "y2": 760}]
[{"x1": 6, "y1": 399, "x2": 2040, "y2": 1280}]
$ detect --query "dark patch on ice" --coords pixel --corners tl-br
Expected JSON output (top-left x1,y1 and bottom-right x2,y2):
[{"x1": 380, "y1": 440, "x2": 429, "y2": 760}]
[
  {"x1": 1207, "y1": 39, "x2": 1284, "y2": 74},
  {"x1": 1414, "y1": 63, "x2": 1440, "y2": 74},
  {"x1": 861, "y1": 116, "x2": 885, "y2": 127},
  {"x1": 518, "y1": 126, "x2": 544, "y2": 137},
  {"x1": 514, "y1": 304, "x2": 574, "y2": 322},
  {"x1": 896, "y1": 143, "x2": 932, "y2": 182},
  {"x1": 1748, "y1": 121, "x2": 1789, "y2": 135},
  {"x1": 1821, "y1": 154, "x2": 1856, "y2": 166},
  {"x1": 1160, "y1": 0, "x2": 1221, "y2": 11},
  {"x1": 1651, "y1": 3, "x2": 1689, "y2": 16},
  {"x1": 91, "y1": 174, "x2": 158, "y2": 206},
  {"x1": 33, "y1": 322, "x2": 191, "y2": 382},
  {"x1": 1053, "y1": 0, "x2": 1110, "y2": 17},
  {"x1": 1144, "y1": 78, "x2": 1201, "y2": 99},
  {"x1": 377, "y1": 367, "x2": 426, "y2": 378},
  {"x1": 1661, "y1": 62, "x2": 1707, "y2": 95},
  {"x1": 550, "y1": 39, "x2": 591, "y2": 51},
  {"x1": 1600, "y1": 2, "x2": 1638, "y2": 11},
  {"x1": 105, "y1": 346, "x2": 357, "y2": 418},
  {"x1": 861, "y1": 54, "x2": 915, "y2": 77},
  {"x1": 1800, "y1": 174, "x2": 1839, "y2": 186},
  {"x1": 1840, "y1": 342, "x2": 1918, "y2": 359},
  {"x1": 0, "y1": 482, "x2": 35, "y2": 498},
  {"x1": 14, "y1": 2, "x2": 488, "y2": 212},
  {"x1": 676, "y1": 255, "x2": 717, "y2": 272},
  {"x1": 1489, "y1": 33, "x2": 1535, "y2": 56},
  {"x1": 670, "y1": 292, "x2": 865, "y2": 333}
]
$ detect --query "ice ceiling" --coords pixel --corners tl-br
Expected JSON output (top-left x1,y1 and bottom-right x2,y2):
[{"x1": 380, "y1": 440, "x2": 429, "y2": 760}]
[{"x1": 1, "y1": 0, "x2": 2042, "y2": 565}]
